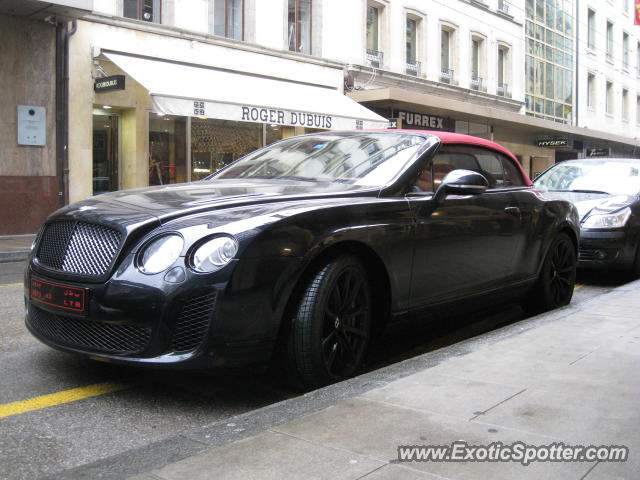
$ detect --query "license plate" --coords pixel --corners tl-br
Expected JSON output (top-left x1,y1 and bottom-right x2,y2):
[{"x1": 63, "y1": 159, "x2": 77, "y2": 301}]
[{"x1": 30, "y1": 277, "x2": 87, "y2": 314}]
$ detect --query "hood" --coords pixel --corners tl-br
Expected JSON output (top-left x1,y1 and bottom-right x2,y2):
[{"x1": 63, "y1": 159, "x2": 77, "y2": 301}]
[
  {"x1": 49, "y1": 179, "x2": 378, "y2": 229},
  {"x1": 540, "y1": 191, "x2": 636, "y2": 221}
]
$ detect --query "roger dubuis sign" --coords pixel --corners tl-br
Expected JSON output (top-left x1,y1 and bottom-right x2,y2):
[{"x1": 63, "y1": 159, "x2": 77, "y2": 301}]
[{"x1": 94, "y1": 75, "x2": 126, "y2": 92}]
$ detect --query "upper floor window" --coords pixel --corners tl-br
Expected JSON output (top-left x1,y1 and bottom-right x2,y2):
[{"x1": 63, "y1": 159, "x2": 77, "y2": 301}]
[
  {"x1": 622, "y1": 32, "x2": 629, "y2": 69},
  {"x1": 405, "y1": 16, "x2": 418, "y2": 75},
  {"x1": 587, "y1": 9, "x2": 596, "y2": 50},
  {"x1": 606, "y1": 21, "x2": 614, "y2": 61},
  {"x1": 124, "y1": 0, "x2": 160, "y2": 22},
  {"x1": 587, "y1": 73, "x2": 596, "y2": 109},
  {"x1": 497, "y1": 45, "x2": 510, "y2": 97},
  {"x1": 440, "y1": 26, "x2": 457, "y2": 84},
  {"x1": 288, "y1": 0, "x2": 312, "y2": 53},
  {"x1": 214, "y1": 0, "x2": 243, "y2": 40},
  {"x1": 622, "y1": 88, "x2": 629, "y2": 121},
  {"x1": 366, "y1": 4, "x2": 384, "y2": 67},
  {"x1": 470, "y1": 36, "x2": 486, "y2": 91},
  {"x1": 606, "y1": 81, "x2": 614, "y2": 114}
]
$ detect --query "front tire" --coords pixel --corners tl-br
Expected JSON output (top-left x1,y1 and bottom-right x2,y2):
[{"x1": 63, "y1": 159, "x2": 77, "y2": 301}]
[
  {"x1": 286, "y1": 255, "x2": 372, "y2": 390},
  {"x1": 525, "y1": 233, "x2": 577, "y2": 313}
]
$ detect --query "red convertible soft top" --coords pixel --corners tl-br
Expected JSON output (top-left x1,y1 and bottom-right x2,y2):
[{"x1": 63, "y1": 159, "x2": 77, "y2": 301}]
[{"x1": 402, "y1": 130, "x2": 534, "y2": 186}]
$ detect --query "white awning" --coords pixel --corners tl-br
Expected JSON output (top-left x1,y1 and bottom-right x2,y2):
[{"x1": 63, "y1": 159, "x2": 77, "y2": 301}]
[{"x1": 101, "y1": 52, "x2": 389, "y2": 130}]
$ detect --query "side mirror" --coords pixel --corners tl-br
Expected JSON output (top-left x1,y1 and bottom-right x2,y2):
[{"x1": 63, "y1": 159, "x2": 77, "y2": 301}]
[{"x1": 433, "y1": 169, "x2": 489, "y2": 204}]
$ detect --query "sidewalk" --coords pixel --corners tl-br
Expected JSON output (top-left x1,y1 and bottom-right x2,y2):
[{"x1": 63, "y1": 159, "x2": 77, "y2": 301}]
[
  {"x1": 0, "y1": 235, "x2": 35, "y2": 263},
  {"x1": 57, "y1": 280, "x2": 640, "y2": 480}
]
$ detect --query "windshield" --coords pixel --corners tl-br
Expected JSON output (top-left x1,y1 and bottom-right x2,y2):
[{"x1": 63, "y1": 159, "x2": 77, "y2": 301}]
[
  {"x1": 535, "y1": 160, "x2": 640, "y2": 196},
  {"x1": 209, "y1": 133, "x2": 429, "y2": 187}
]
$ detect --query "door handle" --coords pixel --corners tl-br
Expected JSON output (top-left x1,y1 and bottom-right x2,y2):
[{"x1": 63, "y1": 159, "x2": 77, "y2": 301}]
[
  {"x1": 504, "y1": 206, "x2": 520, "y2": 215},
  {"x1": 504, "y1": 206, "x2": 521, "y2": 220}
]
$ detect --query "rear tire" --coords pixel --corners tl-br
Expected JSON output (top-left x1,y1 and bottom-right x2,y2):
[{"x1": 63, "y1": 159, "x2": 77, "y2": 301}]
[
  {"x1": 524, "y1": 233, "x2": 577, "y2": 313},
  {"x1": 286, "y1": 255, "x2": 372, "y2": 390}
]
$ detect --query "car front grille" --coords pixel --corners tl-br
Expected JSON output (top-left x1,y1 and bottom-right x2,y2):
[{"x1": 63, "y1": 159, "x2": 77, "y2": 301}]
[
  {"x1": 28, "y1": 306, "x2": 151, "y2": 354},
  {"x1": 170, "y1": 292, "x2": 217, "y2": 353},
  {"x1": 36, "y1": 221, "x2": 122, "y2": 277}
]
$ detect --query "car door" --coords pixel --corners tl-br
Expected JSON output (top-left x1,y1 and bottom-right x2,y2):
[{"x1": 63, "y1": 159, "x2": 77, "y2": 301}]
[{"x1": 407, "y1": 145, "x2": 526, "y2": 309}]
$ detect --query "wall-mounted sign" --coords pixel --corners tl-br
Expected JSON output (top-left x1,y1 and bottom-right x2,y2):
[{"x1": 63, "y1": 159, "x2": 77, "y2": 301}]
[
  {"x1": 586, "y1": 147, "x2": 610, "y2": 157},
  {"x1": 94, "y1": 75, "x2": 126, "y2": 92},
  {"x1": 397, "y1": 110, "x2": 452, "y2": 130},
  {"x1": 537, "y1": 139, "x2": 568, "y2": 147},
  {"x1": 17, "y1": 105, "x2": 46, "y2": 146},
  {"x1": 152, "y1": 96, "x2": 387, "y2": 130},
  {"x1": 387, "y1": 118, "x2": 402, "y2": 129}
]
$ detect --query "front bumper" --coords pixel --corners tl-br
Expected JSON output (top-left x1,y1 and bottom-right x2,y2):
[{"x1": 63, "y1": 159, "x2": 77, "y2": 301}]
[
  {"x1": 578, "y1": 229, "x2": 637, "y2": 269},
  {"x1": 24, "y1": 254, "x2": 303, "y2": 369}
]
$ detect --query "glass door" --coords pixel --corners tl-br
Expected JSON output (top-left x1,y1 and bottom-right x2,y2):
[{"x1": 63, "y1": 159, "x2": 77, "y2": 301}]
[{"x1": 92, "y1": 113, "x2": 120, "y2": 195}]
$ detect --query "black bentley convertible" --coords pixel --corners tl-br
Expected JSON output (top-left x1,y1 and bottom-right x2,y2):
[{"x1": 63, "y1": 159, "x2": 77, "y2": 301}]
[{"x1": 25, "y1": 131, "x2": 579, "y2": 389}]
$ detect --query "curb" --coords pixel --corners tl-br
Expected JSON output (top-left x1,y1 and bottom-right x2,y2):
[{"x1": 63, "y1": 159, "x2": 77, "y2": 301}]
[
  {"x1": 46, "y1": 278, "x2": 640, "y2": 480},
  {"x1": 0, "y1": 251, "x2": 29, "y2": 263}
]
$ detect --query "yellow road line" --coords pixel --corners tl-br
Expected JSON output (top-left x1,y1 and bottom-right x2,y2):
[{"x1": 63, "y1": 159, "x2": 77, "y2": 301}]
[
  {"x1": 0, "y1": 382, "x2": 129, "y2": 420},
  {"x1": 0, "y1": 282, "x2": 22, "y2": 288}
]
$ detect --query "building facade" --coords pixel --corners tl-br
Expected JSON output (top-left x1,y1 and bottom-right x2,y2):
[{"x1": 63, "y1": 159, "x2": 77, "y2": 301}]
[
  {"x1": 577, "y1": 0, "x2": 640, "y2": 153},
  {"x1": 1, "y1": 0, "x2": 639, "y2": 235}
]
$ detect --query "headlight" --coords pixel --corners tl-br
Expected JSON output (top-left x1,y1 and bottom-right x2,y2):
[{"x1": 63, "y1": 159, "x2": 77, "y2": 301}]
[
  {"x1": 139, "y1": 234, "x2": 184, "y2": 274},
  {"x1": 582, "y1": 207, "x2": 631, "y2": 229},
  {"x1": 191, "y1": 235, "x2": 238, "y2": 273}
]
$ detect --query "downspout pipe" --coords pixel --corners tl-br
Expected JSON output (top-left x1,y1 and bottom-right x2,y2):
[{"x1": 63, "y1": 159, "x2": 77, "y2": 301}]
[
  {"x1": 55, "y1": 21, "x2": 65, "y2": 207},
  {"x1": 61, "y1": 19, "x2": 77, "y2": 206}
]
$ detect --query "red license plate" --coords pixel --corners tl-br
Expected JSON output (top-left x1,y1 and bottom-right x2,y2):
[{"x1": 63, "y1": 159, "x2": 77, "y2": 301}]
[{"x1": 30, "y1": 277, "x2": 87, "y2": 314}]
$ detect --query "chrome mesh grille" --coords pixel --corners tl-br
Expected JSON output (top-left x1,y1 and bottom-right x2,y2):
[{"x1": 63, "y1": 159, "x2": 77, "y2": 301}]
[
  {"x1": 28, "y1": 306, "x2": 151, "y2": 354},
  {"x1": 171, "y1": 292, "x2": 217, "y2": 353},
  {"x1": 36, "y1": 221, "x2": 122, "y2": 277}
]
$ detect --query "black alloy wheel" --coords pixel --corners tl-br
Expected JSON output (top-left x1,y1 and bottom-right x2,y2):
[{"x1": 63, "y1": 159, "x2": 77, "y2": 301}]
[
  {"x1": 287, "y1": 255, "x2": 372, "y2": 390},
  {"x1": 528, "y1": 233, "x2": 577, "y2": 312}
]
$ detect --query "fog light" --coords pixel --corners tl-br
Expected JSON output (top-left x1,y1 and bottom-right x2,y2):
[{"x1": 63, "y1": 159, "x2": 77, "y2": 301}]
[
  {"x1": 595, "y1": 250, "x2": 606, "y2": 260},
  {"x1": 164, "y1": 266, "x2": 186, "y2": 283}
]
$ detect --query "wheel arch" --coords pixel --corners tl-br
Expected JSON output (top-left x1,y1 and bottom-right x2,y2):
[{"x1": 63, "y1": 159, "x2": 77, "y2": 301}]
[{"x1": 273, "y1": 240, "x2": 392, "y2": 359}]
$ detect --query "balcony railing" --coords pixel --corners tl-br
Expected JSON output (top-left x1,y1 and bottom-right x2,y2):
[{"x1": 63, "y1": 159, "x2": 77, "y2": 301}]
[
  {"x1": 470, "y1": 75, "x2": 484, "y2": 91},
  {"x1": 405, "y1": 60, "x2": 421, "y2": 76},
  {"x1": 366, "y1": 49, "x2": 383, "y2": 68},
  {"x1": 497, "y1": 83, "x2": 510, "y2": 97},
  {"x1": 497, "y1": 0, "x2": 510, "y2": 15},
  {"x1": 440, "y1": 68, "x2": 454, "y2": 84}
]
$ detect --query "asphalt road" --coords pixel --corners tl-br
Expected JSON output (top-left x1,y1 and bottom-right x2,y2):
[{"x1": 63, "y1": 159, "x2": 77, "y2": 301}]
[{"x1": 0, "y1": 260, "x2": 632, "y2": 479}]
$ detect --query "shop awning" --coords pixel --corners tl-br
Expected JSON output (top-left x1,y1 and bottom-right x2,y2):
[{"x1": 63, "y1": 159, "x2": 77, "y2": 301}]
[{"x1": 101, "y1": 52, "x2": 389, "y2": 130}]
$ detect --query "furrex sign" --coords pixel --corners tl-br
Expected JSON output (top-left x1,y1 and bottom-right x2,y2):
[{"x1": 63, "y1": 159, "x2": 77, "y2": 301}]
[{"x1": 397, "y1": 110, "x2": 450, "y2": 130}]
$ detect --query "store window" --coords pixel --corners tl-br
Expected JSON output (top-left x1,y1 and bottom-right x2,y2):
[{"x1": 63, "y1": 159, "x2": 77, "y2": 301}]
[
  {"x1": 123, "y1": 0, "x2": 160, "y2": 22},
  {"x1": 92, "y1": 112, "x2": 120, "y2": 195},
  {"x1": 288, "y1": 0, "x2": 312, "y2": 53},
  {"x1": 190, "y1": 119, "x2": 263, "y2": 181},
  {"x1": 214, "y1": 0, "x2": 243, "y2": 40},
  {"x1": 149, "y1": 115, "x2": 187, "y2": 185}
]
